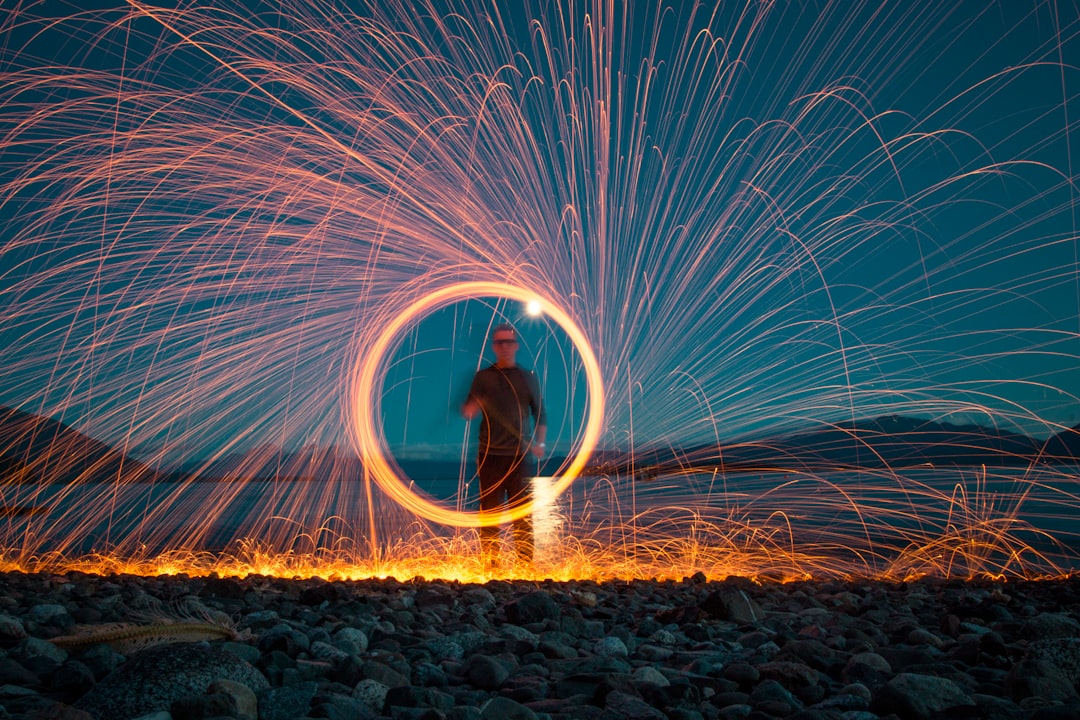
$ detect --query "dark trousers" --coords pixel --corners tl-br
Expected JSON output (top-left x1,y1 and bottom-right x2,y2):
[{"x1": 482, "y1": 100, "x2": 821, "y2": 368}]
[{"x1": 477, "y1": 453, "x2": 533, "y2": 562}]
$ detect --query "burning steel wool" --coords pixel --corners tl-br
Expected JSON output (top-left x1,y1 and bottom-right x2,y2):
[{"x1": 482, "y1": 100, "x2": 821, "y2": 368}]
[{"x1": 0, "y1": 2, "x2": 1079, "y2": 581}]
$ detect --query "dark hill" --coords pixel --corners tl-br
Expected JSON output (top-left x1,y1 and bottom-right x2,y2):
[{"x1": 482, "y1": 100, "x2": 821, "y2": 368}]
[
  {"x1": 178, "y1": 444, "x2": 365, "y2": 482},
  {"x1": 3, "y1": 406, "x2": 1078, "y2": 486},
  {"x1": 0, "y1": 406, "x2": 156, "y2": 485},
  {"x1": 626, "y1": 416, "x2": 1064, "y2": 475},
  {"x1": 1043, "y1": 422, "x2": 1080, "y2": 459},
  {"x1": 746, "y1": 415, "x2": 1042, "y2": 468}
]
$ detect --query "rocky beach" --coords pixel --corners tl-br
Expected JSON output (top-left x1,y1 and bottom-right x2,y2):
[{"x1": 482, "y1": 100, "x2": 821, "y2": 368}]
[{"x1": 0, "y1": 570, "x2": 1078, "y2": 720}]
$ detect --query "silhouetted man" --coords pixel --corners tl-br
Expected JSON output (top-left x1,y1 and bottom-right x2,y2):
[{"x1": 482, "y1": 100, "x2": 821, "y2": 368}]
[{"x1": 462, "y1": 323, "x2": 546, "y2": 567}]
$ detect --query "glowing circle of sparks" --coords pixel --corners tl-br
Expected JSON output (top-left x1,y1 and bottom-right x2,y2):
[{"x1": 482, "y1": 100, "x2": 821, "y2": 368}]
[{"x1": 351, "y1": 281, "x2": 604, "y2": 528}]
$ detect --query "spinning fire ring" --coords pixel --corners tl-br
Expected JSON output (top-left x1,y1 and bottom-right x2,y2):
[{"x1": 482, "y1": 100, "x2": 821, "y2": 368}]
[{"x1": 351, "y1": 281, "x2": 604, "y2": 527}]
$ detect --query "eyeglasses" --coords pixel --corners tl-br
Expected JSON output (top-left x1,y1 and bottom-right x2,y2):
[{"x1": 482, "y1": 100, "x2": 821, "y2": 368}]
[{"x1": 493, "y1": 338, "x2": 518, "y2": 346}]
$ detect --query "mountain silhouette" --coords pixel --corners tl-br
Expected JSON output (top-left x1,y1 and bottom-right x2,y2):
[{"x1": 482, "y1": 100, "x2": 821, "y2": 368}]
[
  {"x1": 1042, "y1": 422, "x2": 1080, "y2": 459},
  {"x1": 0, "y1": 406, "x2": 156, "y2": 485},
  {"x1": 2, "y1": 406, "x2": 1079, "y2": 486},
  {"x1": 585, "y1": 415, "x2": 1080, "y2": 476},
  {"x1": 719, "y1": 415, "x2": 1044, "y2": 469}
]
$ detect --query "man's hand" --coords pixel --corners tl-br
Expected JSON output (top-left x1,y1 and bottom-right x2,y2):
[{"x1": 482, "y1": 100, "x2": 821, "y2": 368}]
[
  {"x1": 462, "y1": 399, "x2": 479, "y2": 420},
  {"x1": 531, "y1": 442, "x2": 545, "y2": 459}
]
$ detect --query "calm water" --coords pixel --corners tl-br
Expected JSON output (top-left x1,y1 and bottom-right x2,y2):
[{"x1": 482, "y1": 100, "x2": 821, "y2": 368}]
[{"x1": 2, "y1": 466, "x2": 1078, "y2": 570}]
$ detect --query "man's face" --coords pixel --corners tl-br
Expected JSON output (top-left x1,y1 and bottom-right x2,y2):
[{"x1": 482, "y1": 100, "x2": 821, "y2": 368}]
[{"x1": 492, "y1": 330, "x2": 518, "y2": 365}]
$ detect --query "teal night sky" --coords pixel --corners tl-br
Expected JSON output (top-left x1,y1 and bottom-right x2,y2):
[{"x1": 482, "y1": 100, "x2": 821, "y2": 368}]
[{"x1": 0, "y1": 1, "x2": 1078, "y2": 468}]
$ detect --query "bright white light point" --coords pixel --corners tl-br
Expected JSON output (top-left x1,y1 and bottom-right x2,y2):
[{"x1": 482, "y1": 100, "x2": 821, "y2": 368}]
[{"x1": 526, "y1": 299, "x2": 542, "y2": 316}]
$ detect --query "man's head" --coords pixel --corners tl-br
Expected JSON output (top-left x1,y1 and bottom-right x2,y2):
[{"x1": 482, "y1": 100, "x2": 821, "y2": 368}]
[{"x1": 491, "y1": 323, "x2": 518, "y2": 367}]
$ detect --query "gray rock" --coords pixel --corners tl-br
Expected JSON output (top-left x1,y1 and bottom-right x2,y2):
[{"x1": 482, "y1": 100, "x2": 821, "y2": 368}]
[
  {"x1": 75, "y1": 643, "x2": 268, "y2": 720},
  {"x1": 666, "y1": 709, "x2": 704, "y2": 720},
  {"x1": 461, "y1": 587, "x2": 497, "y2": 611},
  {"x1": 749, "y1": 678, "x2": 802, "y2": 715},
  {"x1": 209, "y1": 678, "x2": 258, "y2": 720},
  {"x1": 222, "y1": 641, "x2": 260, "y2": 664},
  {"x1": 1026, "y1": 637, "x2": 1080, "y2": 683},
  {"x1": 556, "y1": 672, "x2": 609, "y2": 699},
  {"x1": 465, "y1": 653, "x2": 509, "y2": 690},
  {"x1": 737, "y1": 630, "x2": 771, "y2": 648},
  {"x1": 1021, "y1": 613, "x2": 1080, "y2": 641},
  {"x1": 238, "y1": 610, "x2": 279, "y2": 629},
  {"x1": 579, "y1": 618, "x2": 606, "y2": 639},
  {"x1": 499, "y1": 624, "x2": 539, "y2": 651},
  {"x1": 593, "y1": 636, "x2": 629, "y2": 657},
  {"x1": 636, "y1": 643, "x2": 674, "y2": 662},
  {"x1": 0, "y1": 657, "x2": 39, "y2": 687},
  {"x1": 971, "y1": 693, "x2": 1025, "y2": 720},
  {"x1": 11, "y1": 637, "x2": 67, "y2": 665},
  {"x1": 309, "y1": 640, "x2": 350, "y2": 662},
  {"x1": 840, "y1": 682, "x2": 871, "y2": 701},
  {"x1": 718, "y1": 705, "x2": 752, "y2": 720},
  {"x1": 752, "y1": 640, "x2": 781, "y2": 661},
  {"x1": 565, "y1": 654, "x2": 633, "y2": 676},
  {"x1": 811, "y1": 693, "x2": 869, "y2": 711},
  {"x1": 878, "y1": 644, "x2": 942, "y2": 671},
  {"x1": 48, "y1": 659, "x2": 95, "y2": 702},
  {"x1": 605, "y1": 689, "x2": 666, "y2": 720},
  {"x1": 257, "y1": 682, "x2": 318, "y2": 720},
  {"x1": 505, "y1": 591, "x2": 560, "y2": 625},
  {"x1": 257, "y1": 624, "x2": 310, "y2": 656},
  {"x1": 722, "y1": 662, "x2": 760, "y2": 687},
  {"x1": 0, "y1": 683, "x2": 40, "y2": 700},
  {"x1": 757, "y1": 660, "x2": 818, "y2": 690},
  {"x1": 906, "y1": 628, "x2": 946, "y2": 648},
  {"x1": 352, "y1": 678, "x2": 389, "y2": 714},
  {"x1": 79, "y1": 643, "x2": 123, "y2": 680},
  {"x1": 1030, "y1": 702, "x2": 1080, "y2": 720},
  {"x1": 871, "y1": 672, "x2": 975, "y2": 720},
  {"x1": 449, "y1": 630, "x2": 489, "y2": 655},
  {"x1": 447, "y1": 707, "x2": 483, "y2": 720},
  {"x1": 171, "y1": 678, "x2": 256, "y2": 720},
  {"x1": 683, "y1": 655, "x2": 724, "y2": 676},
  {"x1": 842, "y1": 652, "x2": 892, "y2": 687},
  {"x1": 423, "y1": 636, "x2": 465, "y2": 660},
  {"x1": 384, "y1": 685, "x2": 454, "y2": 712},
  {"x1": 359, "y1": 659, "x2": 409, "y2": 687},
  {"x1": 479, "y1": 695, "x2": 538, "y2": 720},
  {"x1": 28, "y1": 604, "x2": 71, "y2": 627},
  {"x1": 538, "y1": 638, "x2": 577, "y2": 659},
  {"x1": 411, "y1": 660, "x2": 448, "y2": 687},
  {"x1": 0, "y1": 614, "x2": 26, "y2": 643},
  {"x1": 332, "y1": 627, "x2": 369, "y2": 654},
  {"x1": 648, "y1": 629, "x2": 678, "y2": 646},
  {"x1": 4, "y1": 695, "x2": 90, "y2": 720},
  {"x1": 1005, "y1": 658, "x2": 1078, "y2": 701},
  {"x1": 292, "y1": 658, "x2": 332, "y2": 683},
  {"x1": 702, "y1": 587, "x2": 764, "y2": 624},
  {"x1": 309, "y1": 692, "x2": 374, "y2": 720},
  {"x1": 632, "y1": 665, "x2": 670, "y2": 687}
]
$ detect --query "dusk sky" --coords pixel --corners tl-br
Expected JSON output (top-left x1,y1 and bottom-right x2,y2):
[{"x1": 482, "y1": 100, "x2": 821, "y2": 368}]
[{"x1": 1, "y1": 0, "x2": 1079, "y2": 474}]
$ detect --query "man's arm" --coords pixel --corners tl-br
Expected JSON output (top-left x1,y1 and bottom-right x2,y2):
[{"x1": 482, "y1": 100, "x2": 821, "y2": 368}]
[
  {"x1": 531, "y1": 423, "x2": 547, "y2": 458},
  {"x1": 462, "y1": 371, "x2": 482, "y2": 419}
]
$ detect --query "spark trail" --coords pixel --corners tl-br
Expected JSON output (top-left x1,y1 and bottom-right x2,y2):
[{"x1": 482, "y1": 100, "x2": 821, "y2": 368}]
[{"x1": 0, "y1": 1, "x2": 1078, "y2": 580}]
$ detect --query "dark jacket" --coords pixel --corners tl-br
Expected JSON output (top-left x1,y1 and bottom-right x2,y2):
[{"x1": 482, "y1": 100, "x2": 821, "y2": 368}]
[{"x1": 466, "y1": 365, "x2": 545, "y2": 456}]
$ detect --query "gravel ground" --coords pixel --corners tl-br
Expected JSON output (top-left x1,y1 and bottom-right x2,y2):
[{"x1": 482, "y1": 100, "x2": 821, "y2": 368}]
[{"x1": 0, "y1": 570, "x2": 1079, "y2": 720}]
